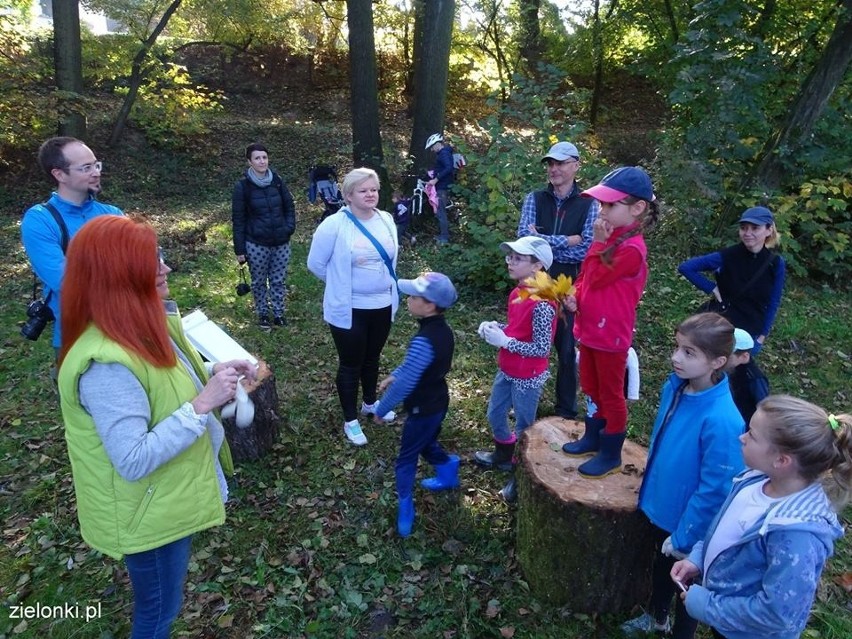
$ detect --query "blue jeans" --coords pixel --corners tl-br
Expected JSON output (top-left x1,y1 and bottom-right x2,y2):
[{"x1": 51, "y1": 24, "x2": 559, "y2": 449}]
[
  {"x1": 436, "y1": 189, "x2": 450, "y2": 243},
  {"x1": 125, "y1": 535, "x2": 193, "y2": 639},
  {"x1": 396, "y1": 410, "x2": 450, "y2": 498},
  {"x1": 486, "y1": 371, "x2": 544, "y2": 442}
]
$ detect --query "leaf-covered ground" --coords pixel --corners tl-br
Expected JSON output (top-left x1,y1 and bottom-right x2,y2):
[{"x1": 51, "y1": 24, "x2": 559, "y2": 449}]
[{"x1": 0, "y1": 75, "x2": 850, "y2": 639}]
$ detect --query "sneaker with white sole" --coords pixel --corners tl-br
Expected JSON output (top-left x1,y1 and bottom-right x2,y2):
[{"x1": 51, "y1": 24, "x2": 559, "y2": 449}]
[
  {"x1": 343, "y1": 419, "x2": 367, "y2": 446},
  {"x1": 360, "y1": 401, "x2": 396, "y2": 422},
  {"x1": 620, "y1": 612, "x2": 671, "y2": 635}
]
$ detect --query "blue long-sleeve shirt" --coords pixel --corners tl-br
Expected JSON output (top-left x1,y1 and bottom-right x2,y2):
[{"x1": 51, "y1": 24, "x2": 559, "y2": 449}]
[
  {"x1": 374, "y1": 337, "x2": 434, "y2": 416},
  {"x1": 21, "y1": 192, "x2": 123, "y2": 347},
  {"x1": 432, "y1": 146, "x2": 455, "y2": 190}
]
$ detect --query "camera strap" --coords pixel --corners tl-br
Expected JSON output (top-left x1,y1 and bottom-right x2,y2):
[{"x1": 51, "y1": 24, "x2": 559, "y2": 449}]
[{"x1": 28, "y1": 202, "x2": 70, "y2": 301}]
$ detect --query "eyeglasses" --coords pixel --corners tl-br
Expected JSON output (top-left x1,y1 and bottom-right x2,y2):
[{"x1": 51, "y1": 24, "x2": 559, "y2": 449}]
[
  {"x1": 157, "y1": 247, "x2": 166, "y2": 263},
  {"x1": 545, "y1": 159, "x2": 579, "y2": 168},
  {"x1": 505, "y1": 254, "x2": 532, "y2": 264},
  {"x1": 67, "y1": 161, "x2": 103, "y2": 174}
]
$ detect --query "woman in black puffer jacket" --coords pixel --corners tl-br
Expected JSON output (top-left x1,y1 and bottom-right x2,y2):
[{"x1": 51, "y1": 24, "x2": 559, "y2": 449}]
[{"x1": 232, "y1": 143, "x2": 296, "y2": 329}]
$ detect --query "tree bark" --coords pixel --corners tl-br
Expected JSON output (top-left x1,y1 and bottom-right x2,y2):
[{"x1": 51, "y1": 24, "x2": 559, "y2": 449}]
[
  {"x1": 589, "y1": 0, "x2": 603, "y2": 128},
  {"x1": 52, "y1": 0, "x2": 86, "y2": 138},
  {"x1": 516, "y1": 417, "x2": 656, "y2": 612},
  {"x1": 109, "y1": 0, "x2": 184, "y2": 146},
  {"x1": 517, "y1": 0, "x2": 542, "y2": 76},
  {"x1": 408, "y1": 0, "x2": 455, "y2": 177},
  {"x1": 753, "y1": 0, "x2": 852, "y2": 191},
  {"x1": 220, "y1": 360, "x2": 282, "y2": 462},
  {"x1": 346, "y1": 0, "x2": 389, "y2": 201}
]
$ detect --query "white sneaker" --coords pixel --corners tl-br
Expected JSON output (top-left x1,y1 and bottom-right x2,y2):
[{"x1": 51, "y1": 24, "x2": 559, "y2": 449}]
[
  {"x1": 620, "y1": 612, "x2": 671, "y2": 635},
  {"x1": 361, "y1": 401, "x2": 396, "y2": 422},
  {"x1": 343, "y1": 420, "x2": 367, "y2": 446}
]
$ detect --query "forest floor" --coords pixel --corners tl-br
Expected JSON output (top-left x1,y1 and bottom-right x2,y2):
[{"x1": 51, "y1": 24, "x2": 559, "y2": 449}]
[{"x1": 0, "y1": 62, "x2": 849, "y2": 639}]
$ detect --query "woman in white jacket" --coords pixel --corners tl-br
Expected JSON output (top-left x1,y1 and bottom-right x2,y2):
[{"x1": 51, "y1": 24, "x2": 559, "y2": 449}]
[{"x1": 307, "y1": 168, "x2": 399, "y2": 446}]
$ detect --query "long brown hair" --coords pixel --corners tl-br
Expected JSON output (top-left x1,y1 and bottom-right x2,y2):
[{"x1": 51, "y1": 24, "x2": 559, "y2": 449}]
[{"x1": 59, "y1": 216, "x2": 176, "y2": 368}]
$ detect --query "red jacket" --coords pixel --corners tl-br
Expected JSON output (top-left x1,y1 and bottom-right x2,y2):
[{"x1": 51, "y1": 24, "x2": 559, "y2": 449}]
[
  {"x1": 498, "y1": 287, "x2": 557, "y2": 378},
  {"x1": 573, "y1": 224, "x2": 647, "y2": 352}
]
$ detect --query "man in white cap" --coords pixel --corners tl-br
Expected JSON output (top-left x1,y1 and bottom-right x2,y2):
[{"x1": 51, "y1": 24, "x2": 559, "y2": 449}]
[{"x1": 517, "y1": 141, "x2": 598, "y2": 419}]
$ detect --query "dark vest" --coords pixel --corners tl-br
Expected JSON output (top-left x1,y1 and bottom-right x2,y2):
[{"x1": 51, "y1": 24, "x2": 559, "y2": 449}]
[
  {"x1": 716, "y1": 244, "x2": 777, "y2": 337},
  {"x1": 405, "y1": 315, "x2": 454, "y2": 416},
  {"x1": 533, "y1": 184, "x2": 593, "y2": 266}
]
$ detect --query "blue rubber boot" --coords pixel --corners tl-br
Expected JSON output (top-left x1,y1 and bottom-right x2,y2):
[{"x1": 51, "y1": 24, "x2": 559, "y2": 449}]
[
  {"x1": 562, "y1": 416, "x2": 606, "y2": 457},
  {"x1": 421, "y1": 455, "x2": 460, "y2": 491},
  {"x1": 578, "y1": 432, "x2": 626, "y2": 478},
  {"x1": 397, "y1": 495, "x2": 415, "y2": 537}
]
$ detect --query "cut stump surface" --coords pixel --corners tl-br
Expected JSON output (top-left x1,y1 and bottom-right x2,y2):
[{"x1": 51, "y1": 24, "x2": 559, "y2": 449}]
[{"x1": 516, "y1": 416, "x2": 656, "y2": 613}]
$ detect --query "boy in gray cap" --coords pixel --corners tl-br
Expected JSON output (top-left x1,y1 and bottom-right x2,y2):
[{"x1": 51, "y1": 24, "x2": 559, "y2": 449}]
[
  {"x1": 373, "y1": 272, "x2": 458, "y2": 537},
  {"x1": 473, "y1": 236, "x2": 558, "y2": 502}
]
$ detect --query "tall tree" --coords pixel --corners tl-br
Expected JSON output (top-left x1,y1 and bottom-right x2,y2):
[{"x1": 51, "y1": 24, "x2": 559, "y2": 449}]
[
  {"x1": 752, "y1": 0, "x2": 852, "y2": 190},
  {"x1": 517, "y1": 0, "x2": 542, "y2": 75},
  {"x1": 52, "y1": 0, "x2": 86, "y2": 138},
  {"x1": 105, "y1": 0, "x2": 184, "y2": 146},
  {"x1": 409, "y1": 0, "x2": 455, "y2": 175},
  {"x1": 346, "y1": 0, "x2": 389, "y2": 194}
]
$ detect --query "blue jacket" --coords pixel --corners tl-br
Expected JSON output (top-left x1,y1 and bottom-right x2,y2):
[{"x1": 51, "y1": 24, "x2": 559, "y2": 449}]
[
  {"x1": 685, "y1": 470, "x2": 843, "y2": 639},
  {"x1": 638, "y1": 373, "x2": 745, "y2": 552},
  {"x1": 432, "y1": 146, "x2": 455, "y2": 190},
  {"x1": 21, "y1": 193, "x2": 123, "y2": 348}
]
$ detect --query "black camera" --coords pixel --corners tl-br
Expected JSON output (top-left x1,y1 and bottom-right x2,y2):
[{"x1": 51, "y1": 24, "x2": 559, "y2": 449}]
[
  {"x1": 236, "y1": 282, "x2": 251, "y2": 296},
  {"x1": 21, "y1": 298, "x2": 55, "y2": 341}
]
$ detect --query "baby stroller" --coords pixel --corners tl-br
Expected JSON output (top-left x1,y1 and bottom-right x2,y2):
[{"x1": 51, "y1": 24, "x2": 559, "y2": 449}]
[{"x1": 307, "y1": 164, "x2": 344, "y2": 222}]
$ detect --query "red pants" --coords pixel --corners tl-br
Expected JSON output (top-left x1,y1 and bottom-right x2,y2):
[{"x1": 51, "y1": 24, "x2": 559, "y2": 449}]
[{"x1": 578, "y1": 344, "x2": 628, "y2": 434}]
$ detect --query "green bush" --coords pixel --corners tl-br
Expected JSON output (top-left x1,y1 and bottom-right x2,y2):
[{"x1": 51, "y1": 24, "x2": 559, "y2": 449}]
[{"x1": 774, "y1": 173, "x2": 852, "y2": 282}]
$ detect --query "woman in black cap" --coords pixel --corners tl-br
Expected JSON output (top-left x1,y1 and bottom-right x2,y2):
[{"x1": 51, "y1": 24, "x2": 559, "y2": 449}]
[{"x1": 678, "y1": 207, "x2": 786, "y2": 354}]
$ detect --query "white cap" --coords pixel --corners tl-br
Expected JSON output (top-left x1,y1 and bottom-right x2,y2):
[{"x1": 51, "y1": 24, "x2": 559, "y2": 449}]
[{"x1": 733, "y1": 328, "x2": 754, "y2": 352}]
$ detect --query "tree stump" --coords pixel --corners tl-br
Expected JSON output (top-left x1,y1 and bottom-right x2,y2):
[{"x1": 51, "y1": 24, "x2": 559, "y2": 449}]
[
  {"x1": 220, "y1": 359, "x2": 281, "y2": 462},
  {"x1": 516, "y1": 416, "x2": 655, "y2": 613}
]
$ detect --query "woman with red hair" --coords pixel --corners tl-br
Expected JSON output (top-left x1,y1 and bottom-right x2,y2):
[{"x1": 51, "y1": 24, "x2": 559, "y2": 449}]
[{"x1": 57, "y1": 216, "x2": 256, "y2": 639}]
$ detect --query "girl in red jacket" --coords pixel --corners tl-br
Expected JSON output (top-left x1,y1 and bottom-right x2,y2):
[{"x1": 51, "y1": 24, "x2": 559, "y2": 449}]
[{"x1": 562, "y1": 167, "x2": 659, "y2": 477}]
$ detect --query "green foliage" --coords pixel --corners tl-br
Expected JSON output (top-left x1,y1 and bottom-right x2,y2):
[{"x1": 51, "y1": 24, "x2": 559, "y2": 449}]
[
  {"x1": 0, "y1": 19, "x2": 57, "y2": 157},
  {"x1": 773, "y1": 173, "x2": 852, "y2": 282},
  {"x1": 448, "y1": 69, "x2": 598, "y2": 292}
]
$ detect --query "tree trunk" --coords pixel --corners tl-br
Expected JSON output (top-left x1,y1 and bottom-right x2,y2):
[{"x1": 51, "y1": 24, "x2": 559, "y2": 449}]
[
  {"x1": 109, "y1": 0, "x2": 184, "y2": 146},
  {"x1": 517, "y1": 0, "x2": 542, "y2": 76},
  {"x1": 516, "y1": 417, "x2": 656, "y2": 612},
  {"x1": 753, "y1": 0, "x2": 852, "y2": 191},
  {"x1": 220, "y1": 360, "x2": 282, "y2": 462},
  {"x1": 346, "y1": 0, "x2": 389, "y2": 203},
  {"x1": 589, "y1": 0, "x2": 603, "y2": 128},
  {"x1": 408, "y1": 0, "x2": 455, "y2": 177},
  {"x1": 52, "y1": 0, "x2": 86, "y2": 138}
]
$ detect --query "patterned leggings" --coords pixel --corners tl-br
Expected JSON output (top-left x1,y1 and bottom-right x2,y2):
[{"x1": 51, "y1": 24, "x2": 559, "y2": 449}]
[{"x1": 245, "y1": 241, "x2": 290, "y2": 318}]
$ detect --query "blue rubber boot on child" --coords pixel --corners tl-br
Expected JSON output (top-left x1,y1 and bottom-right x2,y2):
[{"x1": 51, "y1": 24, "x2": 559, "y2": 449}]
[
  {"x1": 397, "y1": 495, "x2": 415, "y2": 537},
  {"x1": 578, "y1": 432, "x2": 625, "y2": 478},
  {"x1": 562, "y1": 416, "x2": 606, "y2": 456},
  {"x1": 421, "y1": 455, "x2": 460, "y2": 491}
]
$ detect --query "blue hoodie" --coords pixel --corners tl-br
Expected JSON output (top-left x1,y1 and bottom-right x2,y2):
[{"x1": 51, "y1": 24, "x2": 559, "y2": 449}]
[
  {"x1": 685, "y1": 470, "x2": 843, "y2": 639},
  {"x1": 638, "y1": 373, "x2": 745, "y2": 552}
]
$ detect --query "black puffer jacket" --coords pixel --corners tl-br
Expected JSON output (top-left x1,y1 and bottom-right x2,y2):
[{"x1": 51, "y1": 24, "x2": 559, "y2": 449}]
[{"x1": 232, "y1": 171, "x2": 296, "y2": 254}]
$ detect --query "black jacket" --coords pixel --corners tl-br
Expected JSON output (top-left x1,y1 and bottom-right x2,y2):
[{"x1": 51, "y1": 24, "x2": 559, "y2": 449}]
[{"x1": 232, "y1": 171, "x2": 296, "y2": 253}]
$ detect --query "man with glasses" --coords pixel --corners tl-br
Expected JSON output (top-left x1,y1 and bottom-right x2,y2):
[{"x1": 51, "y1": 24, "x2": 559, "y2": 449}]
[
  {"x1": 517, "y1": 141, "x2": 599, "y2": 420},
  {"x1": 21, "y1": 137, "x2": 123, "y2": 352}
]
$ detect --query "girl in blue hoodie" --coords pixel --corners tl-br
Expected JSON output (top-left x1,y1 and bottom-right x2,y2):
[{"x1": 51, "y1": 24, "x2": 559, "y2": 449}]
[
  {"x1": 623, "y1": 313, "x2": 745, "y2": 638},
  {"x1": 672, "y1": 396, "x2": 850, "y2": 639}
]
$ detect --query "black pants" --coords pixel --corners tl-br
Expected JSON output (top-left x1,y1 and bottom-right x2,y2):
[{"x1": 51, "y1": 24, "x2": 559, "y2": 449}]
[
  {"x1": 550, "y1": 261, "x2": 581, "y2": 418},
  {"x1": 329, "y1": 306, "x2": 392, "y2": 421},
  {"x1": 646, "y1": 516, "x2": 699, "y2": 639}
]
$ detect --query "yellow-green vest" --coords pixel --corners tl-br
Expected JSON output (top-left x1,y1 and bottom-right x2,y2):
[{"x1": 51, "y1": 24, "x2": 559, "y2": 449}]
[{"x1": 58, "y1": 308, "x2": 232, "y2": 559}]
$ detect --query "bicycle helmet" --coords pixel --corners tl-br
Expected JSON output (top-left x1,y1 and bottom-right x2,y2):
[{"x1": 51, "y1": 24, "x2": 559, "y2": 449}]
[{"x1": 425, "y1": 133, "x2": 443, "y2": 150}]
